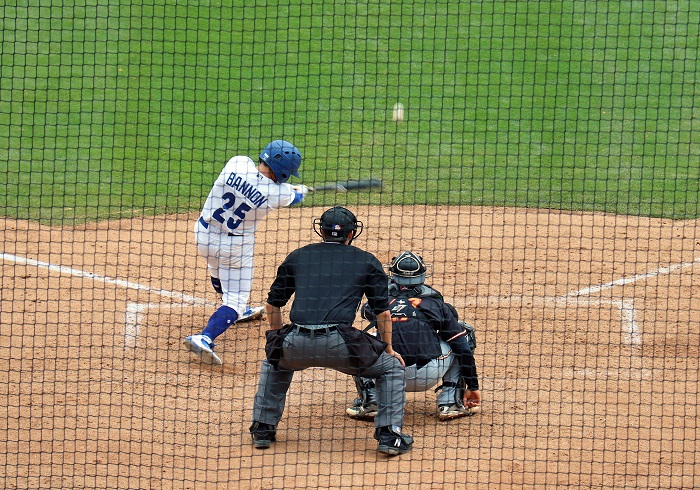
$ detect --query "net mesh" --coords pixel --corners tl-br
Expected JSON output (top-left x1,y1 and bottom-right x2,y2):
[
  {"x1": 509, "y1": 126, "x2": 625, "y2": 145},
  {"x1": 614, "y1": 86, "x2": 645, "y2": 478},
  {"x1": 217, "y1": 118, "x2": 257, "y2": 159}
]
[{"x1": 1, "y1": 1, "x2": 699, "y2": 488}]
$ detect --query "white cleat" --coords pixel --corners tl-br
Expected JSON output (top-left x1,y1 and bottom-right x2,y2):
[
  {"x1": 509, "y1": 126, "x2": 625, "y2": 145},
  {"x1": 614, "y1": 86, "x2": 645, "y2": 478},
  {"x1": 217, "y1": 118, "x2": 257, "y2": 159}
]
[
  {"x1": 346, "y1": 398, "x2": 377, "y2": 419},
  {"x1": 438, "y1": 403, "x2": 474, "y2": 420},
  {"x1": 184, "y1": 334, "x2": 222, "y2": 365},
  {"x1": 237, "y1": 306, "x2": 264, "y2": 323}
]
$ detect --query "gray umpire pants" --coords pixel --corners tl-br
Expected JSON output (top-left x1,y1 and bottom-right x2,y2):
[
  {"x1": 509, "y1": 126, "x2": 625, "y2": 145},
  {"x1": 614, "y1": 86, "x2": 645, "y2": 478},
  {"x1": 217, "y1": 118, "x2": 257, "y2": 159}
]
[{"x1": 252, "y1": 326, "x2": 406, "y2": 428}]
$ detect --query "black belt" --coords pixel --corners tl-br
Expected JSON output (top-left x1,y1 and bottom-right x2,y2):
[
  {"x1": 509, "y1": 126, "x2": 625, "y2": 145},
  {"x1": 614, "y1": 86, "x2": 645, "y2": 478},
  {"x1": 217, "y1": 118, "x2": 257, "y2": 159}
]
[
  {"x1": 199, "y1": 216, "x2": 240, "y2": 237},
  {"x1": 293, "y1": 323, "x2": 339, "y2": 334}
]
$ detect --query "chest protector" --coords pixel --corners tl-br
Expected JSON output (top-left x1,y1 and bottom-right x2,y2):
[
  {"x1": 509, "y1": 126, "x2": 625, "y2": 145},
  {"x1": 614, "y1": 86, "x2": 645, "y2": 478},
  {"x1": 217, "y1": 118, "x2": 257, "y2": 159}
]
[{"x1": 384, "y1": 287, "x2": 444, "y2": 367}]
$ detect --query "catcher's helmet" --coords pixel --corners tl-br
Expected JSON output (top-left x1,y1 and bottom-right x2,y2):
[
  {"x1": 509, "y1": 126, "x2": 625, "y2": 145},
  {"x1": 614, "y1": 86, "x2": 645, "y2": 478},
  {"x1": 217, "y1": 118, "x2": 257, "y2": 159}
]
[
  {"x1": 389, "y1": 251, "x2": 427, "y2": 286},
  {"x1": 259, "y1": 140, "x2": 302, "y2": 183},
  {"x1": 313, "y1": 206, "x2": 364, "y2": 244}
]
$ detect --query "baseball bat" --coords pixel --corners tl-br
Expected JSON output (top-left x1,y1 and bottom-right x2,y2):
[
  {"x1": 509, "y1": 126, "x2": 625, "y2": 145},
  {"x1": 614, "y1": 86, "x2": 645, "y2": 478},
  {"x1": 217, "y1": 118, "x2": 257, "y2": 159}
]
[{"x1": 309, "y1": 179, "x2": 383, "y2": 192}]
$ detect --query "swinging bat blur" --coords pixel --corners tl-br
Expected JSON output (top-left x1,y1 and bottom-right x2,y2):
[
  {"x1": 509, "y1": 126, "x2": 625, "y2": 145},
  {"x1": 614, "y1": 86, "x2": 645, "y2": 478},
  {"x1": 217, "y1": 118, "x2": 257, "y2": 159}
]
[{"x1": 308, "y1": 179, "x2": 383, "y2": 192}]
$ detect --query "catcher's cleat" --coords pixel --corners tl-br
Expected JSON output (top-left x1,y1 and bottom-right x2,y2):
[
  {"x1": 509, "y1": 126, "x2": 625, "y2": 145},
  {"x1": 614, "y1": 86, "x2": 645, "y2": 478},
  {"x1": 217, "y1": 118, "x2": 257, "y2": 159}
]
[
  {"x1": 237, "y1": 306, "x2": 265, "y2": 323},
  {"x1": 250, "y1": 421, "x2": 276, "y2": 449},
  {"x1": 184, "y1": 334, "x2": 222, "y2": 365},
  {"x1": 346, "y1": 398, "x2": 377, "y2": 420},
  {"x1": 375, "y1": 426, "x2": 413, "y2": 456},
  {"x1": 438, "y1": 402, "x2": 474, "y2": 420}
]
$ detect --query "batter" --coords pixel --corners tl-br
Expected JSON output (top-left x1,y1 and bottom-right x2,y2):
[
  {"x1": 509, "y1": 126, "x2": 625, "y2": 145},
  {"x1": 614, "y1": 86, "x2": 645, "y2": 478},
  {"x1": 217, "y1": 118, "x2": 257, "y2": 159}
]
[{"x1": 184, "y1": 140, "x2": 308, "y2": 365}]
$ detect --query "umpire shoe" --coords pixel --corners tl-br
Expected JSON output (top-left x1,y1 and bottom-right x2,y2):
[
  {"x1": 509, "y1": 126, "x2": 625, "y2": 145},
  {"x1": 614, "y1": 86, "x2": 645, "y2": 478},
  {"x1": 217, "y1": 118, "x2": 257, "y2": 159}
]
[
  {"x1": 438, "y1": 401, "x2": 474, "y2": 420},
  {"x1": 184, "y1": 334, "x2": 222, "y2": 365},
  {"x1": 250, "y1": 421, "x2": 276, "y2": 449},
  {"x1": 237, "y1": 306, "x2": 265, "y2": 323},
  {"x1": 375, "y1": 426, "x2": 413, "y2": 456},
  {"x1": 346, "y1": 398, "x2": 378, "y2": 420}
]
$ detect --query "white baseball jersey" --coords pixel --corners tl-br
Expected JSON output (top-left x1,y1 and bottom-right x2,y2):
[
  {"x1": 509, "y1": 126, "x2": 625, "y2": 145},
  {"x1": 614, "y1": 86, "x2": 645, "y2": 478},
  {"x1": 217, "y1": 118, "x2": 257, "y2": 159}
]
[
  {"x1": 199, "y1": 155, "x2": 297, "y2": 243},
  {"x1": 195, "y1": 155, "x2": 298, "y2": 315}
]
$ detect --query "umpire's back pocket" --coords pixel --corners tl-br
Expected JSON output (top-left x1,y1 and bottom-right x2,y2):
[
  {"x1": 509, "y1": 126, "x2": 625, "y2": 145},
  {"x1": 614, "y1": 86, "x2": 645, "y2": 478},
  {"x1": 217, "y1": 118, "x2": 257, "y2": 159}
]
[{"x1": 264, "y1": 324, "x2": 293, "y2": 367}]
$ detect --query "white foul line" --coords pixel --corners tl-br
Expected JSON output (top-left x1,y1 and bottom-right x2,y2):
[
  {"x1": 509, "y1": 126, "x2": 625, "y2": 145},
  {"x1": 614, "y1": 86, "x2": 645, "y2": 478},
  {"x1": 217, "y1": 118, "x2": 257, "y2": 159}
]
[
  {"x1": 450, "y1": 256, "x2": 700, "y2": 352},
  {"x1": 5, "y1": 252, "x2": 697, "y2": 354},
  {"x1": 1, "y1": 252, "x2": 214, "y2": 347},
  {"x1": 1, "y1": 252, "x2": 211, "y2": 305},
  {"x1": 559, "y1": 256, "x2": 700, "y2": 299}
]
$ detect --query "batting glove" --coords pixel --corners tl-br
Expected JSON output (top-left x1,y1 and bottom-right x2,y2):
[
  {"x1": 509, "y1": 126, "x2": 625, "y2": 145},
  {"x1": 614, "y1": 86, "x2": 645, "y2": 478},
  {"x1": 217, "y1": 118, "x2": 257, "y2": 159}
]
[{"x1": 291, "y1": 184, "x2": 309, "y2": 196}]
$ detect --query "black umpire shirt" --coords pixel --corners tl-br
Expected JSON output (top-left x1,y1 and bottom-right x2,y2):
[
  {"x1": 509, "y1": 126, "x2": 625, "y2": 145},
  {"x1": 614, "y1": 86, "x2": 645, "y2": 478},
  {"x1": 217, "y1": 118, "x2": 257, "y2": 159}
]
[{"x1": 267, "y1": 242, "x2": 390, "y2": 325}]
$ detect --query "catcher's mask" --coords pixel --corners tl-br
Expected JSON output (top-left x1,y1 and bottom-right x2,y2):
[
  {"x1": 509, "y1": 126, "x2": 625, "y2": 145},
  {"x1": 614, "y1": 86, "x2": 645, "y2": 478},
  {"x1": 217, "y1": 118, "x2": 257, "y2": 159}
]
[
  {"x1": 389, "y1": 251, "x2": 428, "y2": 286},
  {"x1": 313, "y1": 206, "x2": 363, "y2": 245}
]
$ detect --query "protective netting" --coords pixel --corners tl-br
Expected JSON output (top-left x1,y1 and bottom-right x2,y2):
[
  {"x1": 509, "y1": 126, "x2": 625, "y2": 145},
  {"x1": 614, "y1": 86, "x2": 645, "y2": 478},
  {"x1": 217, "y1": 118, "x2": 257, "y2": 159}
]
[{"x1": 1, "y1": 1, "x2": 698, "y2": 488}]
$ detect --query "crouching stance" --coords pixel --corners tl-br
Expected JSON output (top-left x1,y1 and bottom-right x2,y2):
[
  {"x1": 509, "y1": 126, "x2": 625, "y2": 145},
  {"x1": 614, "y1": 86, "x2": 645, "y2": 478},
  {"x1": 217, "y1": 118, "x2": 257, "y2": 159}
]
[
  {"x1": 249, "y1": 207, "x2": 413, "y2": 456},
  {"x1": 347, "y1": 251, "x2": 482, "y2": 421}
]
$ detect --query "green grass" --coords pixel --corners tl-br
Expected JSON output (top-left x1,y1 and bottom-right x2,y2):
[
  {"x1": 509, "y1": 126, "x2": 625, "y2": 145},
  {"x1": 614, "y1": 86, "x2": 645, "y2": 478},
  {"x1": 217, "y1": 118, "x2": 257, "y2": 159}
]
[{"x1": 1, "y1": 0, "x2": 698, "y2": 224}]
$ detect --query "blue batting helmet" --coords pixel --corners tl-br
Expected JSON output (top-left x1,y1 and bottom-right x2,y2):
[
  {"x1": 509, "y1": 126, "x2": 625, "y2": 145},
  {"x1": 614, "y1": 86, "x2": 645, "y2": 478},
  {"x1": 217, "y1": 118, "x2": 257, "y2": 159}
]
[{"x1": 259, "y1": 140, "x2": 302, "y2": 183}]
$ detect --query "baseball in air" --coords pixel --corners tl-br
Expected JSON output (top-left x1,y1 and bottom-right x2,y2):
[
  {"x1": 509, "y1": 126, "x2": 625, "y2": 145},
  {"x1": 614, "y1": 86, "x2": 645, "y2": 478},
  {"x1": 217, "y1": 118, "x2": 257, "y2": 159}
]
[{"x1": 392, "y1": 102, "x2": 405, "y2": 122}]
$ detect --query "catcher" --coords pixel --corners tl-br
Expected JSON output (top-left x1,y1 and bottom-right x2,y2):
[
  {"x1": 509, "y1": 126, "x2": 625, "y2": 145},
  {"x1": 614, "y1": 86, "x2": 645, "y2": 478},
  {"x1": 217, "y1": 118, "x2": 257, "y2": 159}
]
[{"x1": 346, "y1": 251, "x2": 482, "y2": 421}]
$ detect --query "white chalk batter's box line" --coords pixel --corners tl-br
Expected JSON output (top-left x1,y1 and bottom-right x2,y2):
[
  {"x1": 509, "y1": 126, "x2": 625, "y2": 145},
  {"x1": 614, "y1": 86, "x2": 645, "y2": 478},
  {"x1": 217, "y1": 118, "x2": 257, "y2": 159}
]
[
  {"x1": 1, "y1": 252, "x2": 216, "y2": 348},
  {"x1": 3, "y1": 252, "x2": 699, "y2": 367},
  {"x1": 451, "y1": 295, "x2": 641, "y2": 346}
]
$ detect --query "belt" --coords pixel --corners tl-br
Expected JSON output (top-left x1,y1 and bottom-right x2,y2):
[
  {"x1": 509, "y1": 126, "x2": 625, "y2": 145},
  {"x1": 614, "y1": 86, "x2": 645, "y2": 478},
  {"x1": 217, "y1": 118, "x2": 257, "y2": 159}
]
[
  {"x1": 293, "y1": 323, "x2": 339, "y2": 334},
  {"x1": 199, "y1": 216, "x2": 240, "y2": 237}
]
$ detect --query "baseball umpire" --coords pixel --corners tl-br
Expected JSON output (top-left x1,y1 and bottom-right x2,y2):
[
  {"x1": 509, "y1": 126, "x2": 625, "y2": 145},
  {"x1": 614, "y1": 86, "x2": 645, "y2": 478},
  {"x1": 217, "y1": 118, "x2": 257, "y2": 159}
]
[
  {"x1": 184, "y1": 140, "x2": 309, "y2": 365},
  {"x1": 249, "y1": 206, "x2": 413, "y2": 456},
  {"x1": 346, "y1": 251, "x2": 482, "y2": 421}
]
